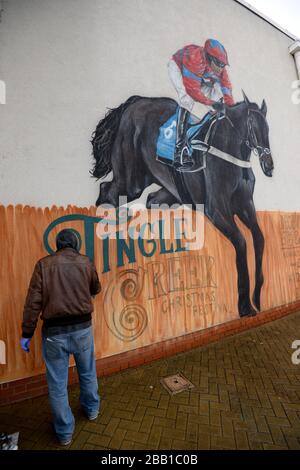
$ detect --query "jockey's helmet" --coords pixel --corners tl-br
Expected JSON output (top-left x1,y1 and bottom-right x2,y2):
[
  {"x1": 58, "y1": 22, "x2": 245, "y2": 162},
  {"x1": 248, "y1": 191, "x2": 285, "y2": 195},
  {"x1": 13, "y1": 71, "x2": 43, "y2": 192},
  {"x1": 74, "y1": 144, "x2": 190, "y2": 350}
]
[{"x1": 204, "y1": 39, "x2": 229, "y2": 68}]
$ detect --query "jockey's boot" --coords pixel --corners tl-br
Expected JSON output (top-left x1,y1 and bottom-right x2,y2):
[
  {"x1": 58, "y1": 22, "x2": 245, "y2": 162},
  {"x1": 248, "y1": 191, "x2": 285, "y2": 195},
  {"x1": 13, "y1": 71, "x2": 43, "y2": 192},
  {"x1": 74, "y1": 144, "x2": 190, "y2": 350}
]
[{"x1": 173, "y1": 107, "x2": 194, "y2": 170}]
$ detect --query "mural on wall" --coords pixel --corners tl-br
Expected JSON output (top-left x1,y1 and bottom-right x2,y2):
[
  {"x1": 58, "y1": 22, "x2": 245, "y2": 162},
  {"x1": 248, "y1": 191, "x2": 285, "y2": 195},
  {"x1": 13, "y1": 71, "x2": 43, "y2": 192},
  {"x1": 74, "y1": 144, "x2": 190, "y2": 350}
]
[
  {"x1": 91, "y1": 39, "x2": 274, "y2": 319},
  {"x1": 4, "y1": 36, "x2": 300, "y2": 385}
]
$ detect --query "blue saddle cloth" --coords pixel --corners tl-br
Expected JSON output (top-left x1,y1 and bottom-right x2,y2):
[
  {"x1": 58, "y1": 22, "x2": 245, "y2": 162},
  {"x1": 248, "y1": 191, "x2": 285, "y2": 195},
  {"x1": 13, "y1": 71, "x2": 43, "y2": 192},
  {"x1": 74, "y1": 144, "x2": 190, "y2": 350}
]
[{"x1": 156, "y1": 107, "x2": 211, "y2": 163}]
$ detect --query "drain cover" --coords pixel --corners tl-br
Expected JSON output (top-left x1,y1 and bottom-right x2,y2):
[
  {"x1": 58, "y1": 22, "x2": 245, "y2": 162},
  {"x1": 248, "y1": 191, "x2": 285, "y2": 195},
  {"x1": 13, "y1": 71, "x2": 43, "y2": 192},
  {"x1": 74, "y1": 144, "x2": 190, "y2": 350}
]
[{"x1": 160, "y1": 373, "x2": 195, "y2": 395}]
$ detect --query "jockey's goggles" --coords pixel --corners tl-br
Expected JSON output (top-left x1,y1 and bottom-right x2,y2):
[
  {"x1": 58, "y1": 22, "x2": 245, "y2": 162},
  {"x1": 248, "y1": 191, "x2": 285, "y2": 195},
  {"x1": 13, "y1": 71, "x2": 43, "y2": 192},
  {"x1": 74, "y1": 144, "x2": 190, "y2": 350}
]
[{"x1": 208, "y1": 55, "x2": 226, "y2": 69}]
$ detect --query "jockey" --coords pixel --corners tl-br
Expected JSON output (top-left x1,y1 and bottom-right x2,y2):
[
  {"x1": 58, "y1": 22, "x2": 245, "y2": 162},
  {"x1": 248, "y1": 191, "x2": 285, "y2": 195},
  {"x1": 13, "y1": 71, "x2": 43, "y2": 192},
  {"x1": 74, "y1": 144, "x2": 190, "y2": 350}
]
[{"x1": 168, "y1": 39, "x2": 235, "y2": 169}]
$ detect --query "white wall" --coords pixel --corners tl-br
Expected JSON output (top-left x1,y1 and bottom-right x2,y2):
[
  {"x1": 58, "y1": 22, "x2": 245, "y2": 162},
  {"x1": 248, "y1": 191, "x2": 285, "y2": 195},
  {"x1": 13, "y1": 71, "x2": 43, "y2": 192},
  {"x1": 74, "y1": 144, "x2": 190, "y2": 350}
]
[{"x1": 0, "y1": 0, "x2": 299, "y2": 210}]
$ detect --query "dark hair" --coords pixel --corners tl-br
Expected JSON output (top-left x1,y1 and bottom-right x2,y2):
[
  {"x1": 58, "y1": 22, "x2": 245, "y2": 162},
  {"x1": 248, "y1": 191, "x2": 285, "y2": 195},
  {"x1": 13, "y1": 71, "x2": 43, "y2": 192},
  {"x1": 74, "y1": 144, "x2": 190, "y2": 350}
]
[{"x1": 56, "y1": 229, "x2": 79, "y2": 251}]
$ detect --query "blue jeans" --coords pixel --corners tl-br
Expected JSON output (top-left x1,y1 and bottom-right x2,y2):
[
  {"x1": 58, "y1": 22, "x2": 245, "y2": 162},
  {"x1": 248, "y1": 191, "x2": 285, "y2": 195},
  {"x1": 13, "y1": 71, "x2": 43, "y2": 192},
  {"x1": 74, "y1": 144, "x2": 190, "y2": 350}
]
[{"x1": 42, "y1": 324, "x2": 99, "y2": 442}]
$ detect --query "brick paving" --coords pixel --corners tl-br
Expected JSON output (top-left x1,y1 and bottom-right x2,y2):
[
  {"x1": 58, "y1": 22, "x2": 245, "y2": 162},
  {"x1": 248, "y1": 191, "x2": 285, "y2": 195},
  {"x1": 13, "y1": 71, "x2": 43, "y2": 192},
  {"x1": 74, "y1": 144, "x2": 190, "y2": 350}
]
[{"x1": 1, "y1": 312, "x2": 300, "y2": 450}]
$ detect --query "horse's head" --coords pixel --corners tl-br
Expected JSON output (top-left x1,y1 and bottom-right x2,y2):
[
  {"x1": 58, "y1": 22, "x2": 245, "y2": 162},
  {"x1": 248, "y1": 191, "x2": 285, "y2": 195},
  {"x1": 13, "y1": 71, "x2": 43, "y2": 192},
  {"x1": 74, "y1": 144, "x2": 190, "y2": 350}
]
[{"x1": 241, "y1": 91, "x2": 274, "y2": 177}]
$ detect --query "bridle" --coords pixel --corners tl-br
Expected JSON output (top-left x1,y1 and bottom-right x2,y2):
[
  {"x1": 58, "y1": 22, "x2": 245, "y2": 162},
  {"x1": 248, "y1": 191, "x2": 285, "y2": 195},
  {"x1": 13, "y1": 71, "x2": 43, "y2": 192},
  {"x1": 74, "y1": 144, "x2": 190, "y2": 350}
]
[
  {"x1": 225, "y1": 108, "x2": 271, "y2": 160},
  {"x1": 176, "y1": 106, "x2": 272, "y2": 173}
]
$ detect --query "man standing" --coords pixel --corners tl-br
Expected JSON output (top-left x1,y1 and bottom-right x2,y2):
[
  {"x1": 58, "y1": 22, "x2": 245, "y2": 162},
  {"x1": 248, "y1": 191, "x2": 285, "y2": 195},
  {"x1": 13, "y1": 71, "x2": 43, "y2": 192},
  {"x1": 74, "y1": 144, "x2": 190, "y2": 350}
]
[
  {"x1": 168, "y1": 38, "x2": 235, "y2": 169},
  {"x1": 20, "y1": 229, "x2": 101, "y2": 446}
]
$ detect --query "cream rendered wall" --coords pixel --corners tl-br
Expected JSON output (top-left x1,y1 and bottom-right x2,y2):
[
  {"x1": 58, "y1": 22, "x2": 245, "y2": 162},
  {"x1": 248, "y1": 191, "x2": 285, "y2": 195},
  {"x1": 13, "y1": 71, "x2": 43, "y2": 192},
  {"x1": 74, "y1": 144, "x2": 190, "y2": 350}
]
[{"x1": 0, "y1": 0, "x2": 299, "y2": 210}]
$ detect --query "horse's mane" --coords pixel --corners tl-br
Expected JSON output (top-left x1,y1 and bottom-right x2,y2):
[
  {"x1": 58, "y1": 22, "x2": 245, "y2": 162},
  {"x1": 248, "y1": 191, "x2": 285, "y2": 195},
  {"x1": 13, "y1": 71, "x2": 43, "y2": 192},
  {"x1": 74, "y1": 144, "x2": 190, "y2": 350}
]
[
  {"x1": 197, "y1": 100, "x2": 259, "y2": 142},
  {"x1": 227, "y1": 100, "x2": 260, "y2": 111},
  {"x1": 228, "y1": 100, "x2": 246, "y2": 109}
]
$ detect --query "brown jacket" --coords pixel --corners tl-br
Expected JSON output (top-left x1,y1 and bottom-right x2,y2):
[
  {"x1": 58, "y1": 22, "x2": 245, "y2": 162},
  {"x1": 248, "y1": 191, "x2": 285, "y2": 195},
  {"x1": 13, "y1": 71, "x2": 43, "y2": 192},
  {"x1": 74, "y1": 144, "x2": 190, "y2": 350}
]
[{"x1": 22, "y1": 248, "x2": 101, "y2": 337}]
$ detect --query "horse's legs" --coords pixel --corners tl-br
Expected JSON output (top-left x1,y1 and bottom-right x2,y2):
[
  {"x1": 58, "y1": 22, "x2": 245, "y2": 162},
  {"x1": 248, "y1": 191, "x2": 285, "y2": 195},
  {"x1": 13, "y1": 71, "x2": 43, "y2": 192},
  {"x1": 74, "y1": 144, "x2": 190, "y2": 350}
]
[
  {"x1": 96, "y1": 179, "x2": 121, "y2": 207},
  {"x1": 206, "y1": 208, "x2": 256, "y2": 317},
  {"x1": 113, "y1": 133, "x2": 149, "y2": 204},
  {"x1": 96, "y1": 131, "x2": 147, "y2": 207},
  {"x1": 146, "y1": 187, "x2": 180, "y2": 208},
  {"x1": 235, "y1": 204, "x2": 265, "y2": 312}
]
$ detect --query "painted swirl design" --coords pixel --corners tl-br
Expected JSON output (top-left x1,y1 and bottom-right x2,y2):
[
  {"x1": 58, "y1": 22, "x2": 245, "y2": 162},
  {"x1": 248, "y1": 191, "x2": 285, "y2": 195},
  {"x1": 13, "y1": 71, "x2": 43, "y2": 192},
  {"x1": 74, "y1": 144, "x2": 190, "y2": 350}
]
[{"x1": 113, "y1": 304, "x2": 148, "y2": 341}]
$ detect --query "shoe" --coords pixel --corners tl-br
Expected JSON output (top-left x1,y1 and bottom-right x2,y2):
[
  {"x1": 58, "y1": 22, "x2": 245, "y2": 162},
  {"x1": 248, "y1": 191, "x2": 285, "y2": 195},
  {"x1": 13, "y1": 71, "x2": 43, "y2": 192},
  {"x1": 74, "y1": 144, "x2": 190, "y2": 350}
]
[
  {"x1": 59, "y1": 437, "x2": 72, "y2": 446},
  {"x1": 174, "y1": 145, "x2": 194, "y2": 170},
  {"x1": 87, "y1": 412, "x2": 99, "y2": 421},
  {"x1": 173, "y1": 157, "x2": 194, "y2": 171},
  {"x1": 240, "y1": 309, "x2": 257, "y2": 318}
]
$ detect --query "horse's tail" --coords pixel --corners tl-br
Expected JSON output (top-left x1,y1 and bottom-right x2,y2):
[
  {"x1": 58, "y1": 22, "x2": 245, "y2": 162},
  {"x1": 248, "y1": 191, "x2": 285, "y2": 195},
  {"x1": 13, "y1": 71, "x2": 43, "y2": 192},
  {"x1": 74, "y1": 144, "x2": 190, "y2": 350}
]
[{"x1": 91, "y1": 95, "x2": 142, "y2": 179}]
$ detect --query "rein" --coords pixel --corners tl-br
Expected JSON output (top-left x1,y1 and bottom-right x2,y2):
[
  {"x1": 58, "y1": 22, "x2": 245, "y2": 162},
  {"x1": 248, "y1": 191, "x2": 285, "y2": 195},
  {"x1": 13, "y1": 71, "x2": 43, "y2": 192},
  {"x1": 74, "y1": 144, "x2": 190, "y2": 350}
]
[
  {"x1": 177, "y1": 106, "x2": 270, "y2": 173},
  {"x1": 185, "y1": 112, "x2": 251, "y2": 173},
  {"x1": 225, "y1": 108, "x2": 271, "y2": 158}
]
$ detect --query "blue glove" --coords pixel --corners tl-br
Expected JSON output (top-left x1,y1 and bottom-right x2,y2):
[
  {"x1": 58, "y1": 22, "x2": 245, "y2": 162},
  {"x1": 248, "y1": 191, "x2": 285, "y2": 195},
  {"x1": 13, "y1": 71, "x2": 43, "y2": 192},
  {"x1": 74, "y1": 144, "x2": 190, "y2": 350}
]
[{"x1": 20, "y1": 337, "x2": 31, "y2": 353}]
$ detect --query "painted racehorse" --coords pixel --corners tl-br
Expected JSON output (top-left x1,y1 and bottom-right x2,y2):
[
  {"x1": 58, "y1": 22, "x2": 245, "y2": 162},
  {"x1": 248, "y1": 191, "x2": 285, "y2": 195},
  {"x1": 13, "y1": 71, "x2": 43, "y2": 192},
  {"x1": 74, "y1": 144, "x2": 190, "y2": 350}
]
[{"x1": 91, "y1": 93, "x2": 274, "y2": 317}]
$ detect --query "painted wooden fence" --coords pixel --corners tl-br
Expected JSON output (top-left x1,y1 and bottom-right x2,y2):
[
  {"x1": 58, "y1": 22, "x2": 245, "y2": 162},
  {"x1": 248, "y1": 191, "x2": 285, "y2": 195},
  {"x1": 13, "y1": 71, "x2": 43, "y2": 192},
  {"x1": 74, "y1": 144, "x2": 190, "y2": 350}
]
[{"x1": 0, "y1": 204, "x2": 299, "y2": 382}]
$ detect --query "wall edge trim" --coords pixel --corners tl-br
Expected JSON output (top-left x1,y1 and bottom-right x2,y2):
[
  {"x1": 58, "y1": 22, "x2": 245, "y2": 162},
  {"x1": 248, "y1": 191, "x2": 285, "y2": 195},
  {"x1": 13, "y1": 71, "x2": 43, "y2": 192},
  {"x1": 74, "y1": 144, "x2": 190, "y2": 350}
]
[{"x1": 1, "y1": 300, "x2": 300, "y2": 405}]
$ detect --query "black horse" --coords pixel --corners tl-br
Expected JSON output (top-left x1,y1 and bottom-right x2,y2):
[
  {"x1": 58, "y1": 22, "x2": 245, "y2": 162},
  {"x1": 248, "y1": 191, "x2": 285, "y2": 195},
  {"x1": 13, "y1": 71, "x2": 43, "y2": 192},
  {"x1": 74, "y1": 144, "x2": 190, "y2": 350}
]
[{"x1": 91, "y1": 93, "x2": 274, "y2": 317}]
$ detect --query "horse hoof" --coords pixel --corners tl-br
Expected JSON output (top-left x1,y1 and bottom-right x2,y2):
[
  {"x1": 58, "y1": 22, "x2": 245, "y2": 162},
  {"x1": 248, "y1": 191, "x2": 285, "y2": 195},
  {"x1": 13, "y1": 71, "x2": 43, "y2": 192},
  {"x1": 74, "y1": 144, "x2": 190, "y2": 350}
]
[
  {"x1": 240, "y1": 308, "x2": 257, "y2": 318},
  {"x1": 252, "y1": 297, "x2": 261, "y2": 312},
  {"x1": 146, "y1": 199, "x2": 156, "y2": 209}
]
